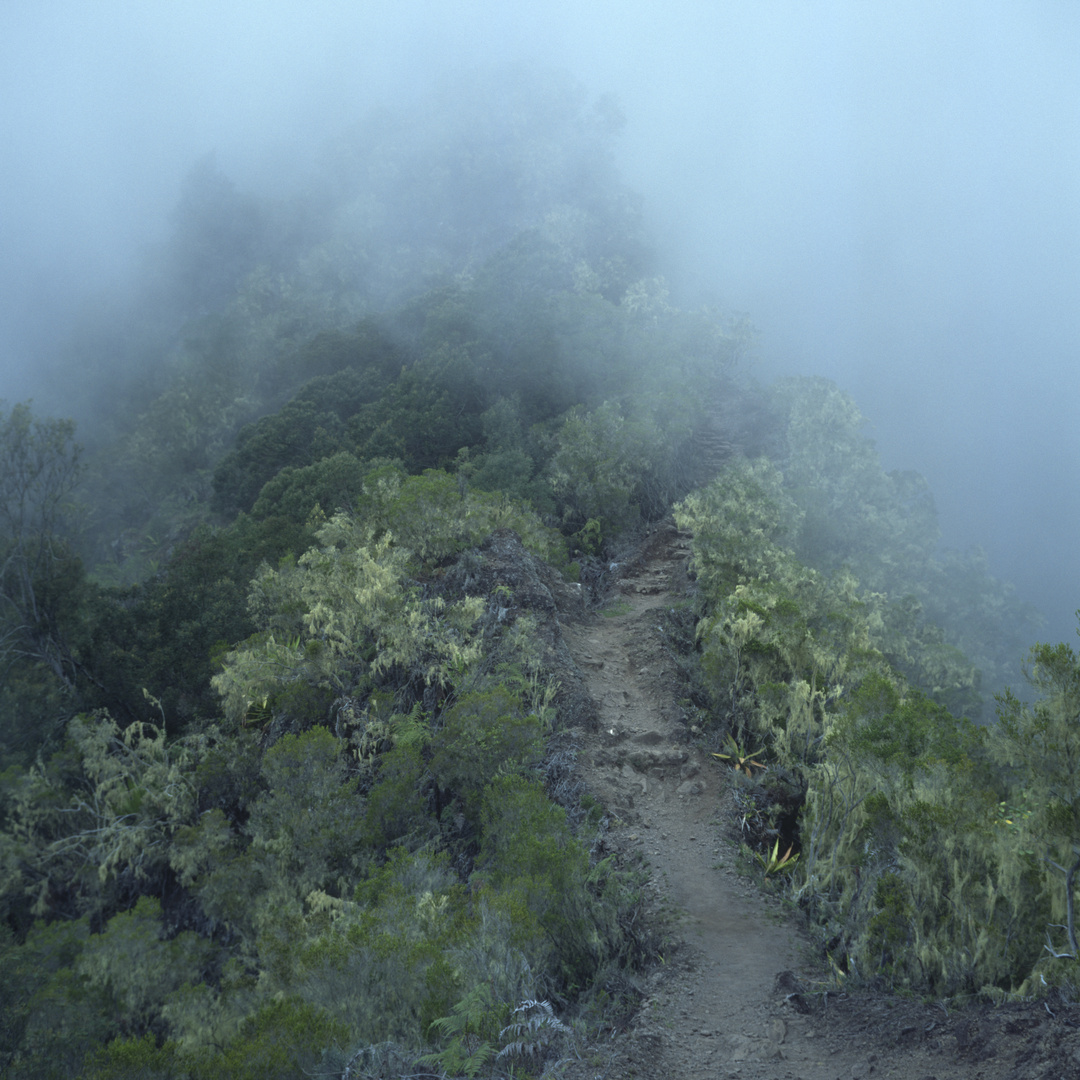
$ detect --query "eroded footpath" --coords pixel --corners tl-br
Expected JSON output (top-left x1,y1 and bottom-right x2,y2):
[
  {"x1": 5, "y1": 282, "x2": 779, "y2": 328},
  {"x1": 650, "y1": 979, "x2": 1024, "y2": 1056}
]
[{"x1": 560, "y1": 521, "x2": 1074, "y2": 1080}]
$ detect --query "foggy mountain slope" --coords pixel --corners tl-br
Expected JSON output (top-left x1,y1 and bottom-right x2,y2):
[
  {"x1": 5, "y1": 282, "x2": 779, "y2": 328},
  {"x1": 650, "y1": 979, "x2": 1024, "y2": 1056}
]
[
  {"x1": 23, "y1": 67, "x2": 647, "y2": 440},
  {"x1": 0, "y1": 67, "x2": 1046, "y2": 771},
  {"x1": 0, "y1": 391, "x2": 1073, "y2": 1078},
  {"x1": 3, "y1": 2, "x2": 1076, "y2": 641},
  {"x1": 1, "y1": 13, "x2": 1079, "y2": 1072}
]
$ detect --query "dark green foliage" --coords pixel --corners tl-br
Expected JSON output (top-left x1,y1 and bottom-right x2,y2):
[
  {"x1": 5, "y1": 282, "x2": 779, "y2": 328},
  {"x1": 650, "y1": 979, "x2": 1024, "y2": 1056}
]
[
  {"x1": 549, "y1": 401, "x2": 669, "y2": 542},
  {"x1": 83, "y1": 1032, "x2": 183, "y2": 1080},
  {"x1": 82, "y1": 1033, "x2": 183, "y2": 1080},
  {"x1": 361, "y1": 742, "x2": 433, "y2": 850},
  {"x1": 213, "y1": 396, "x2": 351, "y2": 513},
  {"x1": 77, "y1": 896, "x2": 215, "y2": 1035},
  {"x1": 430, "y1": 686, "x2": 544, "y2": 821},
  {"x1": 464, "y1": 395, "x2": 554, "y2": 511},
  {"x1": 193, "y1": 998, "x2": 348, "y2": 1080},
  {"x1": 0, "y1": 65, "x2": 1069, "y2": 1072},
  {"x1": 0, "y1": 658, "x2": 71, "y2": 772},
  {"x1": 839, "y1": 674, "x2": 977, "y2": 776},
  {"x1": 0, "y1": 401, "x2": 91, "y2": 766},
  {"x1": 351, "y1": 464, "x2": 563, "y2": 568},
  {"x1": 194, "y1": 728, "x2": 366, "y2": 943},
  {"x1": 269, "y1": 322, "x2": 403, "y2": 390},
  {"x1": 250, "y1": 450, "x2": 368, "y2": 523},
  {"x1": 281, "y1": 849, "x2": 470, "y2": 1052},
  {"x1": 865, "y1": 872, "x2": 912, "y2": 975},
  {"x1": 86, "y1": 514, "x2": 313, "y2": 732},
  {"x1": 254, "y1": 728, "x2": 363, "y2": 880},
  {"x1": 212, "y1": 367, "x2": 386, "y2": 514},
  {"x1": 991, "y1": 634, "x2": 1080, "y2": 975},
  {"x1": 350, "y1": 345, "x2": 487, "y2": 472},
  {"x1": 421, "y1": 983, "x2": 501, "y2": 1078},
  {"x1": 0, "y1": 916, "x2": 113, "y2": 1079},
  {"x1": 478, "y1": 775, "x2": 621, "y2": 993}
]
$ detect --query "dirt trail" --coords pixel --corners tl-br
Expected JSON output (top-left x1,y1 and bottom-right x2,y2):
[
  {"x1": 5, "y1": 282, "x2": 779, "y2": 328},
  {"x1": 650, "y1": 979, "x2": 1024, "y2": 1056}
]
[
  {"x1": 563, "y1": 523, "x2": 845, "y2": 1080},
  {"x1": 560, "y1": 520, "x2": 1077, "y2": 1080}
]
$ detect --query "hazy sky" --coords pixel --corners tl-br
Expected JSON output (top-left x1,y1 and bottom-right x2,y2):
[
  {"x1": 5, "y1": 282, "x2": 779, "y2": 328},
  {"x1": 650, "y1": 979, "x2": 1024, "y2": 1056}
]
[{"x1": 1, "y1": 1, "x2": 1077, "y2": 641}]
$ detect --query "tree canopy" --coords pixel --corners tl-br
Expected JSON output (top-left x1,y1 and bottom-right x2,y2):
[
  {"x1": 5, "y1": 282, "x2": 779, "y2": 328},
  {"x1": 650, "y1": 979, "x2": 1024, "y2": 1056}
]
[{"x1": 0, "y1": 69, "x2": 1064, "y2": 1077}]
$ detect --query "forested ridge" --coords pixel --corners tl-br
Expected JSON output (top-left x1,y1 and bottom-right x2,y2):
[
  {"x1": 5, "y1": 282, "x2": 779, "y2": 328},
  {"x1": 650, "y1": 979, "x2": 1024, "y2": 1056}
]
[{"x1": 0, "y1": 71, "x2": 1073, "y2": 1078}]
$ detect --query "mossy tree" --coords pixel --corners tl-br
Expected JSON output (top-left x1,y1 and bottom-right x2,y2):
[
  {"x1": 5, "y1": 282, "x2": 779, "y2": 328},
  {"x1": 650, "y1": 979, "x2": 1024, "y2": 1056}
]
[{"x1": 994, "y1": 632, "x2": 1080, "y2": 973}]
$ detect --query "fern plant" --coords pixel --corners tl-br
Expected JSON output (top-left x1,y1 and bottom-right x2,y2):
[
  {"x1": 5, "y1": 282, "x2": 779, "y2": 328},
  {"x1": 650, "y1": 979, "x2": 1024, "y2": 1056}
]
[
  {"x1": 497, "y1": 998, "x2": 572, "y2": 1067},
  {"x1": 421, "y1": 983, "x2": 503, "y2": 1078}
]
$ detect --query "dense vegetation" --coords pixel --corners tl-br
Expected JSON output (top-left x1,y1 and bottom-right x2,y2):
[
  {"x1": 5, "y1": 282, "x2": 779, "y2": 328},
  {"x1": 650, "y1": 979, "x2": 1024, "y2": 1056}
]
[{"x1": 0, "y1": 69, "x2": 1069, "y2": 1077}]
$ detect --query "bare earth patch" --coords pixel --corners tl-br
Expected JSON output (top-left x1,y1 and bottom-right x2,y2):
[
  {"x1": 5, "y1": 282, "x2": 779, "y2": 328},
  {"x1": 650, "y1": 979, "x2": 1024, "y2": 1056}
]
[{"x1": 556, "y1": 520, "x2": 1080, "y2": 1080}]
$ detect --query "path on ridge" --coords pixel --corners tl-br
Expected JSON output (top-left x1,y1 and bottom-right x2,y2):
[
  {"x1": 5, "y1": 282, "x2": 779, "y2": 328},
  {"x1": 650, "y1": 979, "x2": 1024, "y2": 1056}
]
[{"x1": 560, "y1": 521, "x2": 1041, "y2": 1080}]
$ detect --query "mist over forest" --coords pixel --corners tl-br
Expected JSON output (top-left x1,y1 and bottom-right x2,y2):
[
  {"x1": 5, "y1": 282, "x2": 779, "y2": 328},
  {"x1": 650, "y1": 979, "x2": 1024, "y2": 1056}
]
[
  {"x1": 5, "y1": 5, "x2": 1080, "y2": 1074},
  {"x1": 2, "y1": 1, "x2": 1077, "y2": 643}
]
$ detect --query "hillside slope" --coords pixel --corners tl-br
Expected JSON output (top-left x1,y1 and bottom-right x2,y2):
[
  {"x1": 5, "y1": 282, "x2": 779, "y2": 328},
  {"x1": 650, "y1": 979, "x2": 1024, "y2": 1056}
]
[
  {"x1": 0, "y1": 72, "x2": 1072, "y2": 1075},
  {"x1": 563, "y1": 521, "x2": 1080, "y2": 1080}
]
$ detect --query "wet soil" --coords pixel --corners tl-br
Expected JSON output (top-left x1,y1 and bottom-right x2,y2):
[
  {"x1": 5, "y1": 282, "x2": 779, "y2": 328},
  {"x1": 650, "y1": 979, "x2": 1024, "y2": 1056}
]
[{"x1": 557, "y1": 519, "x2": 1080, "y2": 1080}]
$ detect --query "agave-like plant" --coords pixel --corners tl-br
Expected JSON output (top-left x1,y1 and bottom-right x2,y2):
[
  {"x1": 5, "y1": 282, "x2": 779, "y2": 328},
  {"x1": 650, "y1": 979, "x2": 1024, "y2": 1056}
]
[
  {"x1": 756, "y1": 838, "x2": 799, "y2": 876},
  {"x1": 712, "y1": 735, "x2": 766, "y2": 777}
]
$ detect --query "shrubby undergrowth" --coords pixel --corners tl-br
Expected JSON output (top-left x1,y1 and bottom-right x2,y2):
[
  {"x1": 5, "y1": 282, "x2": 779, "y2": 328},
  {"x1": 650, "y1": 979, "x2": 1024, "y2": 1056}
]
[
  {"x1": 0, "y1": 68, "x2": 1066, "y2": 1077},
  {"x1": 675, "y1": 447, "x2": 1075, "y2": 1002},
  {"x1": 0, "y1": 490, "x2": 657, "y2": 1077}
]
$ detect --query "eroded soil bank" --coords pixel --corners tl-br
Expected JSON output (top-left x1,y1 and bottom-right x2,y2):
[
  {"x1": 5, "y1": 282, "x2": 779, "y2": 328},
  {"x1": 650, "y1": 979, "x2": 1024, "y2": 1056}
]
[{"x1": 558, "y1": 520, "x2": 1080, "y2": 1080}]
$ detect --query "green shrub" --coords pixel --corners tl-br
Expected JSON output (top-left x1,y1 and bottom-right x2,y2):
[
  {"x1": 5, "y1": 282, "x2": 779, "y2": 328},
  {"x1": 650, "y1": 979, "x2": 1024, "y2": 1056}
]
[
  {"x1": 362, "y1": 742, "x2": 433, "y2": 849},
  {"x1": 429, "y1": 686, "x2": 543, "y2": 821},
  {"x1": 288, "y1": 850, "x2": 471, "y2": 1047},
  {"x1": 0, "y1": 916, "x2": 113, "y2": 1080},
  {"x1": 548, "y1": 401, "x2": 667, "y2": 543},
  {"x1": 190, "y1": 997, "x2": 348, "y2": 1080},
  {"x1": 82, "y1": 1035, "x2": 182, "y2": 1080},
  {"x1": 478, "y1": 775, "x2": 622, "y2": 994},
  {"x1": 76, "y1": 896, "x2": 214, "y2": 1035},
  {"x1": 250, "y1": 450, "x2": 369, "y2": 523},
  {"x1": 212, "y1": 519, "x2": 485, "y2": 731}
]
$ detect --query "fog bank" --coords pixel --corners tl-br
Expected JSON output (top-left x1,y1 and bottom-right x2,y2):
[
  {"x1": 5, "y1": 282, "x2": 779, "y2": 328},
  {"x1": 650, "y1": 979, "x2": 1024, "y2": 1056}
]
[{"x1": 1, "y1": 0, "x2": 1076, "y2": 641}]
